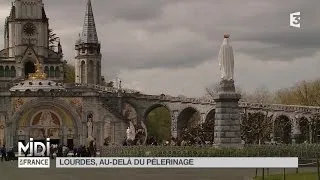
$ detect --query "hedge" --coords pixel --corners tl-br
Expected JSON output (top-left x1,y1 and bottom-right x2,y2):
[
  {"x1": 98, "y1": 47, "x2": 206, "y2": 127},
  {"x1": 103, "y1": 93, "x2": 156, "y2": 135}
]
[{"x1": 101, "y1": 144, "x2": 320, "y2": 158}]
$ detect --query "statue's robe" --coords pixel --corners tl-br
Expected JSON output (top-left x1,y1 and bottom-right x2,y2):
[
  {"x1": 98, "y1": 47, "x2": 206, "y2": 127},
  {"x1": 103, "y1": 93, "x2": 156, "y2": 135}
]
[{"x1": 218, "y1": 38, "x2": 234, "y2": 81}]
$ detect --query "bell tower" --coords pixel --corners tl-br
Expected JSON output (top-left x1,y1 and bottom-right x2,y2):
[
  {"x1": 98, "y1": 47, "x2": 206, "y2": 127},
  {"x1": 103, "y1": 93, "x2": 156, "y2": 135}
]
[
  {"x1": 0, "y1": 0, "x2": 64, "y2": 83},
  {"x1": 75, "y1": 0, "x2": 101, "y2": 85},
  {"x1": 6, "y1": 0, "x2": 49, "y2": 58}
]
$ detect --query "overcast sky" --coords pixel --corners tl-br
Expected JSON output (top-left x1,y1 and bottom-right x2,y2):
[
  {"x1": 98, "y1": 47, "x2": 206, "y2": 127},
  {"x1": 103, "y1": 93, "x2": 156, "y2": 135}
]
[{"x1": 0, "y1": 0, "x2": 320, "y2": 97}]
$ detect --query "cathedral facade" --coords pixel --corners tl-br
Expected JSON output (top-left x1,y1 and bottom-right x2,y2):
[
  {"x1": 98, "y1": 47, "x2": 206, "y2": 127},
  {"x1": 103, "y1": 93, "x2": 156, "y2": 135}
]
[{"x1": 0, "y1": 0, "x2": 127, "y2": 150}]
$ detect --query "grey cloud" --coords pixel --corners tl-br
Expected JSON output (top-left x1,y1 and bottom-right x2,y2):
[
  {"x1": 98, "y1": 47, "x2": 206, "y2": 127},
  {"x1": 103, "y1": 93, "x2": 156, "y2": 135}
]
[{"x1": 0, "y1": 0, "x2": 319, "y2": 83}]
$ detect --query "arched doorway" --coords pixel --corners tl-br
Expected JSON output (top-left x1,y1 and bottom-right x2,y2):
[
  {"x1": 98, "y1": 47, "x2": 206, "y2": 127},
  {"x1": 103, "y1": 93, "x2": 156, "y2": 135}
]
[
  {"x1": 24, "y1": 61, "x2": 35, "y2": 77},
  {"x1": 16, "y1": 107, "x2": 77, "y2": 150},
  {"x1": 144, "y1": 104, "x2": 171, "y2": 144}
]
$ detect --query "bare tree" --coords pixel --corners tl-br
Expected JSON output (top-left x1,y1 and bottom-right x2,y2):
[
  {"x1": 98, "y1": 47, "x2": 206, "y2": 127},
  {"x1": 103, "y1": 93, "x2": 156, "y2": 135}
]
[
  {"x1": 48, "y1": 28, "x2": 59, "y2": 50},
  {"x1": 310, "y1": 113, "x2": 320, "y2": 143},
  {"x1": 241, "y1": 110, "x2": 273, "y2": 144},
  {"x1": 245, "y1": 86, "x2": 275, "y2": 104},
  {"x1": 276, "y1": 79, "x2": 320, "y2": 106},
  {"x1": 205, "y1": 82, "x2": 244, "y2": 98}
]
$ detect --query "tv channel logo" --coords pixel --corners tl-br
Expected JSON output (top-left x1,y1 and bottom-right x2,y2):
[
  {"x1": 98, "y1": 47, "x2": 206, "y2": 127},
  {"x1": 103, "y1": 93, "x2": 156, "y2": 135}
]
[
  {"x1": 18, "y1": 138, "x2": 50, "y2": 157},
  {"x1": 290, "y1": 12, "x2": 301, "y2": 28}
]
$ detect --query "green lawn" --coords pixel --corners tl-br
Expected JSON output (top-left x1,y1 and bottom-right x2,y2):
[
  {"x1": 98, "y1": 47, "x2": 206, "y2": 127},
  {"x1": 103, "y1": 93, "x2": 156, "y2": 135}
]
[{"x1": 255, "y1": 172, "x2": 317, "y2": 180}]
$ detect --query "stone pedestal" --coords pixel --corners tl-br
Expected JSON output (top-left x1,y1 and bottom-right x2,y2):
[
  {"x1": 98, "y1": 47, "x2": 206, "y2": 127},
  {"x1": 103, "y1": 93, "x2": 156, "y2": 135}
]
[{"x1": 214, "y1": 80, "x2": 242, "y2": 148}]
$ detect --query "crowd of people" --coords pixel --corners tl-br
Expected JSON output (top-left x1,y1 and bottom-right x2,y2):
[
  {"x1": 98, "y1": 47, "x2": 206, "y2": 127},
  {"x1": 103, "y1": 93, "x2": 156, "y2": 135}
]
[
  {"x1": 50, "y1": 140, "x2": 97, "y2": 158},
  {"x1": 0, "y1": 145, "x2": 15, "y2": 161}
]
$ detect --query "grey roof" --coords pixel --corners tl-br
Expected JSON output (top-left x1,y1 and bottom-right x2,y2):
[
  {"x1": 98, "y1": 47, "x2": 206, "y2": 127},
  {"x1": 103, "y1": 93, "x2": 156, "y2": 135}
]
[{"x1": 80, "y1": 0, "x2": 98, "y2": 44}]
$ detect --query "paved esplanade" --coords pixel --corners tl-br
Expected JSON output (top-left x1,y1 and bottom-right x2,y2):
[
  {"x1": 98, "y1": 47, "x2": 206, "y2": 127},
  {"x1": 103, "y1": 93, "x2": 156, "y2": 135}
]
[{"x1": 0, "y1": 161, "x2": 317, "y2": 180}]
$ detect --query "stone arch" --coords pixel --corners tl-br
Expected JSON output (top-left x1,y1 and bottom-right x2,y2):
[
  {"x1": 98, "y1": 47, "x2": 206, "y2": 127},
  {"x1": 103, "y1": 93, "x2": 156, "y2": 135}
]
[
  {"x1": 205, "y1": 109, "x2": 215, "y2": 122},
  {"x1": 309, "y1": 113, "x2": 320, "y2": 143},
  {"x1": 4, "y1": 66, "x2": 10, "y2": 77},
  {"x1": 298, "y1": 116, "x2": 309, "y2": 143},
  {"x1": 29, "y1": 110, "x2": 62, "y2": 127},
  {"x1": 81, "y1": 61, "x2": 85, "y2": 83},
  {"x1": 242, "y1": 111, "x2": 272, "y2": 144},
  {"x1": 203, "y1": 108, "x2": 215, "y2": 143},
  {"x1": 274, "y1": 114, "x2": 292, "y2": 144},
  {"x1": 144, "y1": 104, "x2": 171, "y2": 142},
  {"x1": 177, "y1": 106, "x2": 201, "y2": 137},
  {"x1": 11, "y1": 98, "x2": 82, "y2": 148},
  {"x1": 49, "y1": 66, "x2": 55, "y2": 77},
  {"x1": 28, "y1": 110, "x2": 63, "y2": 141},
  {"x1": 10, "y1": 66, "x2": 16, "y2": 78},
  {"x1": 0, "y1": 66, "x2": 4, "y2": 77},
  {"x1": 86, "y1": 111, "x2": 94, "y2": 119}
]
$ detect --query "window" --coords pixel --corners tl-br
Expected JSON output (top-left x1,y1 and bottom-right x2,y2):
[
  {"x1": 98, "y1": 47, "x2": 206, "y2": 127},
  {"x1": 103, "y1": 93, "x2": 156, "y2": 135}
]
[
  {"x1": 49, "y1": 66, "x2": 55, "y2": 77},
  {"x1": 4, "y1": 66, "x2": 9, "y2": 77},
  {"x1": 0, "y1": 66, "x2": 4, "y2": 77},
  {"x1": 55, "y1": 67, "x2": 60, "y2": 77},
  {"x1": 44, "y1": 66, "x2": 49, "y2": 76},
  {"x1": 10, "y1": 66, "x2": 16, "y2": 78}
]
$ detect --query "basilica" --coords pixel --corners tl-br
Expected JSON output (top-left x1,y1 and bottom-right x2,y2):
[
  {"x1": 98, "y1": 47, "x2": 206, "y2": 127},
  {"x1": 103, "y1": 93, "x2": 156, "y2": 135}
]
[
  {"x1": 0, "y1": 0, "x2": 129, "y2": 150},
  {"x1": 0, "y1": 0, "x2": 313, "y2": 151}
]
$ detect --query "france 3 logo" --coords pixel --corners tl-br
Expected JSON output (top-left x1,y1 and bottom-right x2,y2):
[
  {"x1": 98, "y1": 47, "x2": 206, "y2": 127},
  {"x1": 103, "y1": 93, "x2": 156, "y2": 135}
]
[{"x1": 290, "y1": 12, "x2": 301, "y2": 28}]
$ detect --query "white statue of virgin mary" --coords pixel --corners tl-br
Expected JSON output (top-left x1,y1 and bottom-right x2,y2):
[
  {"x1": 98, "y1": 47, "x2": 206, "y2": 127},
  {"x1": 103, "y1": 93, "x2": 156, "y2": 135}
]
[
  {"x1": 126, "y1": 121, "x2": 136, "y2": 141},
  {"x1": 218, "y1": 34, "x2": 234, "y2": 81}
]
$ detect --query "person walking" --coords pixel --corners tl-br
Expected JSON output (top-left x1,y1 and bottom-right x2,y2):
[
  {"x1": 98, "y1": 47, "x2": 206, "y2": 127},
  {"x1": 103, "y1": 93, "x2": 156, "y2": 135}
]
[{"x1": 1, "y1": 145, "x2": 7, "y2": 162}]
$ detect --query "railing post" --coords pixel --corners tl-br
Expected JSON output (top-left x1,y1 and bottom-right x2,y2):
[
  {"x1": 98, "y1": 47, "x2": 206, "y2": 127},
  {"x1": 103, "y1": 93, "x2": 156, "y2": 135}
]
[{"x1": 317, "y1": 157, "x2": 320, "y2": 180}]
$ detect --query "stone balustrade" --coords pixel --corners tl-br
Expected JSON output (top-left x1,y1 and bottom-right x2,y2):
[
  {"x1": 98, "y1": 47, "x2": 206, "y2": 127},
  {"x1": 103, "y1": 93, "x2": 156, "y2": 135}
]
[{"x1": 4, "y1": 82, "x2": 320, "y2": 113}]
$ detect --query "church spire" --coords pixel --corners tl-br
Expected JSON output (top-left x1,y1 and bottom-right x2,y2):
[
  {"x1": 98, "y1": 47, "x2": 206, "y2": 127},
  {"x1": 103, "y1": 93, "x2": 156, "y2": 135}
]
[{"x1": 81, "y1": 0, "x2": 99, "y2": 44}]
